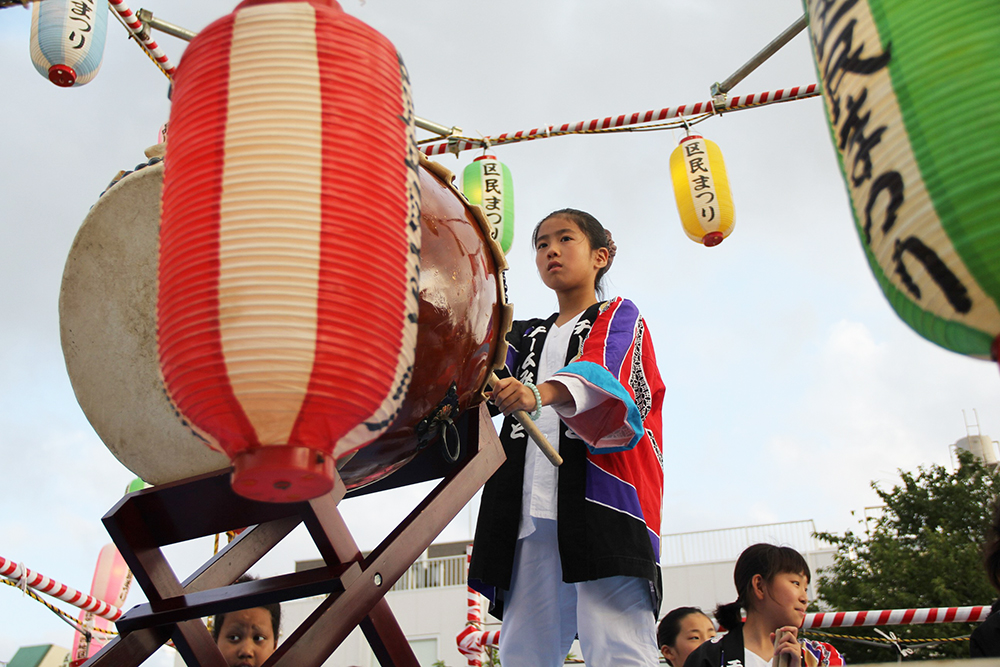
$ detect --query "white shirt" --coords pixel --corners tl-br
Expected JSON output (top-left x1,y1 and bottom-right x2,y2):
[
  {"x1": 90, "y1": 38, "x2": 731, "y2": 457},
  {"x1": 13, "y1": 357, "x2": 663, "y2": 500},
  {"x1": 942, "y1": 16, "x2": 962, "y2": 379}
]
[
  {"x1": 745, "y1": 649, "x2": 771, "y2": 667},
  {"x1": 518, "y1": 311, "x2": 609, "y2": 539}
]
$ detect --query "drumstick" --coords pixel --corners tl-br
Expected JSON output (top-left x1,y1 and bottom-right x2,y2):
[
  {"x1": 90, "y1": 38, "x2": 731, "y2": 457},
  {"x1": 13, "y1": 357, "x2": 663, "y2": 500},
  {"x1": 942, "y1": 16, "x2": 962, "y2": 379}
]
[{"x1": 489, "y1": 372, "x2": 563, "y2": 467}]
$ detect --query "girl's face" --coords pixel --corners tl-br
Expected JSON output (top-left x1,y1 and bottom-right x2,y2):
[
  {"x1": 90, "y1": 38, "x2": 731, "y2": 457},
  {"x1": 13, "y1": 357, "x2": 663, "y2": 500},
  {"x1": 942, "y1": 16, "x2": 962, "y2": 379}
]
[
  {"x1": 534, "y1": 215, "x2": 608, "y2": 294},
  {"x1": 662, "y1": 612, "x2": 716, "y2": 667},
  {"x1": 216, "y1": 608, "x2": 277, "y2": 667},
  {"x1": 754, "y1": 571, "x2": 809, "y2": 629}
]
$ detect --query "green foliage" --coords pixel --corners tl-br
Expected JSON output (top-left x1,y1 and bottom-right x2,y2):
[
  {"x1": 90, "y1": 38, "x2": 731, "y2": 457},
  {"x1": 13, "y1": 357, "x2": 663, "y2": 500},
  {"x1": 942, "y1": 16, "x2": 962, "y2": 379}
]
[
  {"x1": 483, "y1": 646, "x2": 501, "y2": 667},
  {"x1": 815, "y1": 450, "x2": 1000, "y2": 662}
]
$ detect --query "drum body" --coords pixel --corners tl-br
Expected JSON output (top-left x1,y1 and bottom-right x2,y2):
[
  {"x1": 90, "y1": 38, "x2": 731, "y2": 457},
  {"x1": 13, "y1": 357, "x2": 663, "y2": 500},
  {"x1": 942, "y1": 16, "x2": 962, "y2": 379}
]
[{"x1": 60, "y1": 156, "x2": 510, "y2": 489}]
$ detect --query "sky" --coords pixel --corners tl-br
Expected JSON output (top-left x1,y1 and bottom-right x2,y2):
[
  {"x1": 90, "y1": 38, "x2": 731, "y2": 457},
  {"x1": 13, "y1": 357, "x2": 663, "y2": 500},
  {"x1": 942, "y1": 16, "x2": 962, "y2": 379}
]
[{"x1": 2, "y1": 0, "x2": 999, "y2": 664}]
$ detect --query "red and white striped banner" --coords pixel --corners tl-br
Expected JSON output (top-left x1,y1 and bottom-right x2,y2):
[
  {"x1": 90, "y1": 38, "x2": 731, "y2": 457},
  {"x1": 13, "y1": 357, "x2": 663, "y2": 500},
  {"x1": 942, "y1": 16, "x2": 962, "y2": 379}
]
[
  {"x1": 421, "y1": 84, "x2": 819, "y2": 157},
  {"x1": 804, "y1": 605, "x2": 990, "y2": 629},
  {"x1": 108, "y1": 0, "x2": 176, "y2": 76},
  {"x1": 0, "y1": 556, "x2": 124, "y2": 623}
]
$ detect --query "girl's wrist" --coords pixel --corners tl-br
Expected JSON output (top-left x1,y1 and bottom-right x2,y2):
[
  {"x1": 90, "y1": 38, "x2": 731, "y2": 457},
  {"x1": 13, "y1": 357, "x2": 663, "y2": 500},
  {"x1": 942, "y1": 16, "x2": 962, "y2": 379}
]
[
  {"x1": 523, "y1": 382, "x2": 543, "y2": 420},
  {"x1": 538, "y1": 381, "x2": 572, "y2": 409}
]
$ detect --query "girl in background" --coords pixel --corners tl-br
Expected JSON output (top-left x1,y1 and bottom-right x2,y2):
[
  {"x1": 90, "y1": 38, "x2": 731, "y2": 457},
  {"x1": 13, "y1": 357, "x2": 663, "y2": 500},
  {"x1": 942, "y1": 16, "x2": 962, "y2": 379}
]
[
  {"x1": 685, "y1": 544, "x2": 843, "y2": 667},
  {"x1": 470, "y1": 208, "x2": 665, "y2": 667},
  {"x1": 658, "y1": 607, "x2": 717, "y2": 666}
]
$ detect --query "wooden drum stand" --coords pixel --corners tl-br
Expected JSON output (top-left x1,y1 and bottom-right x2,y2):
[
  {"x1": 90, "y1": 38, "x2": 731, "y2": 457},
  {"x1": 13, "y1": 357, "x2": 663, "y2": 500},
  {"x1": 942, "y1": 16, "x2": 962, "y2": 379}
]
[{"x1": 84, "y1": 404, "x2": 504, "y2": 667}]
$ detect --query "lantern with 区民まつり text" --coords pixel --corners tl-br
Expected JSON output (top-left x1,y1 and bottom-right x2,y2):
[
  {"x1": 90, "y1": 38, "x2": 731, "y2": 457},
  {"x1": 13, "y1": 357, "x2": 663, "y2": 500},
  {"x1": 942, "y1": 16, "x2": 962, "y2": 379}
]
[{"x1": 669, "y1": 134, "x2": 735, "y2": 247}]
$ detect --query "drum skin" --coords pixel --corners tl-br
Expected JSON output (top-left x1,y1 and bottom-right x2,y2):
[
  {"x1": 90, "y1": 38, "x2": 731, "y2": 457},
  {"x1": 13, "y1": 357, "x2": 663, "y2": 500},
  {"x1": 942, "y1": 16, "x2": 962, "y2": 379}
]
[{"x1": 60, "y1": 155, "x2": 510, "y2": 489}]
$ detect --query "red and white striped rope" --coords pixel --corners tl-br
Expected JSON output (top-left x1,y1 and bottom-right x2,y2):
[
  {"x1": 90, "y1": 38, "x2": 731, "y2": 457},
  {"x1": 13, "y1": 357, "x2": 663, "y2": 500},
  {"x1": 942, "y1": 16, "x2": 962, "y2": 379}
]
[
  {"x1": 467, "y1": 605, "x2": 992, "y2": 651},
  {"x1": 108, "y1": 0, "x2": 176, "y2": 77},
  {"x1": 0, "y1": 556, "x2": 124, "y2": 623},
  {"x1": 420, "y1": 84, "x2": 820, "y2": 157},
  {"x1": 804, "y1": 606, "x2": 990, "y2": 629}
]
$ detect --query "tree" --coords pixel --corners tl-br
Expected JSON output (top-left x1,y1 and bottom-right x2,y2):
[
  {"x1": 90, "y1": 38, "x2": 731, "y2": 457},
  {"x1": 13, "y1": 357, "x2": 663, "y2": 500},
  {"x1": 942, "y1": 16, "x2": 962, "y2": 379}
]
[{"x1": 814, "y1": 450, "x2": 1000, "y2": 662}]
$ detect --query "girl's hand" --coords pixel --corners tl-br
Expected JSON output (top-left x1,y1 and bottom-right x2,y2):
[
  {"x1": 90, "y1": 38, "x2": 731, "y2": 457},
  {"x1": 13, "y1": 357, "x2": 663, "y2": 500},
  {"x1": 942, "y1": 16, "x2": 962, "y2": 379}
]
[
  {"x1": 490, "y1": 377, "x2": 538, "y2": 416},
  {"x1": 771, "y1": 627, "x2": 802, "y2": 667}
]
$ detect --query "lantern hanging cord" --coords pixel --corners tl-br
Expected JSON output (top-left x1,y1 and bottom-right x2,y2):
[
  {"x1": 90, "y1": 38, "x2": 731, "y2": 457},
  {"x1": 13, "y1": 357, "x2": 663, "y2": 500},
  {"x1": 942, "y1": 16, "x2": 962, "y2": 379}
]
[
  {"x1": 420, "y1": 83, "x2": 819, "y2": 156},
  {"x1": 423, "y1": 112, "x2": 714, "y2": 152},
  {"x1": 0, "y1": 578, "x2": 118, "y2": 638}
]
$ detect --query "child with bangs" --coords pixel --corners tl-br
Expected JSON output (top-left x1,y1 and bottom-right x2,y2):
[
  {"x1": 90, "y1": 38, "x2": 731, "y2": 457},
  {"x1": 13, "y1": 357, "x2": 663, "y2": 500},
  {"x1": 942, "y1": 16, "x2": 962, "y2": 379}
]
[
  {"x1": 685, "y1": 544, "x2": 843, "y2": 667},
  {"x1": 470, "y1": 208, "x2": 665, "y2": 667}
]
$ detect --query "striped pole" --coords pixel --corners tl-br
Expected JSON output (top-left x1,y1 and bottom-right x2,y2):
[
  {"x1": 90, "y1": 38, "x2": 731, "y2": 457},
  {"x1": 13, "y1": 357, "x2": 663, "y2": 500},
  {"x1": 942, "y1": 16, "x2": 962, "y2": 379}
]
[
  {"x1": 107, "y1": 0, "x2": 176, "y2": 77},
  {"x1": 0, "y1": 556, "x2": 124, "y2": 623},
  {"x1": 420, "y1": 84, "x2": 819, "y2": 157},
  {"x1": 456, "y1": 545, "x2": 502, "y2": 665},
  {"x1": 804, "y1": 606, "x2": 991, "y2": 629}
]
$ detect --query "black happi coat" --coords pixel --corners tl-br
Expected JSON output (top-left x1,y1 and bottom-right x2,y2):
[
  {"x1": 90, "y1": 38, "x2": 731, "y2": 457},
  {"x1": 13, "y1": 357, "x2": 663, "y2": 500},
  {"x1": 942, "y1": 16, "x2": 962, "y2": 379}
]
[
  {"x1": 684, "y1": 627, "x2": 745, "y2": 667},
  {"x1": 468, "y1": 299, "x2": 664, "y2": 619}
]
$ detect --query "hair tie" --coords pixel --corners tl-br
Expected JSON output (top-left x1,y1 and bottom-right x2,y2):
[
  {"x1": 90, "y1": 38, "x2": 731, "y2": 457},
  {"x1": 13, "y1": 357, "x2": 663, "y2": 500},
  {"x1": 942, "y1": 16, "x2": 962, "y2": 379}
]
[{"x1": 605, "y1": 229, "x2": 617, "y2": 269}]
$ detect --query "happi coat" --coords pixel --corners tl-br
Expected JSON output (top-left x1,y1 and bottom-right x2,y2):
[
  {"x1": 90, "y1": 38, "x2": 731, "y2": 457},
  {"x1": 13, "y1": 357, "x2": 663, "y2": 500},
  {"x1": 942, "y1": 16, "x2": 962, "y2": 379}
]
[
  {"x1": 685, "y1": 625, "x2": 845, "y2": 667},
  {"x1": 469, "y1": 297, "x2": 665, "y2": 618}
]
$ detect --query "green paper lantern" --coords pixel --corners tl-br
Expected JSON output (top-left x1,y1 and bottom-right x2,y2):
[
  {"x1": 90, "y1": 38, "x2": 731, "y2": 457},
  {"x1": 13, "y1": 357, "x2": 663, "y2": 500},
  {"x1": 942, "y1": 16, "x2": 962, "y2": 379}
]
[
  {"x1": 463, "y1": 155, "x2": 515, "y2": 254},
  {"x1": 805, "y1": 0, "x2": 1000, "y2": 363}
]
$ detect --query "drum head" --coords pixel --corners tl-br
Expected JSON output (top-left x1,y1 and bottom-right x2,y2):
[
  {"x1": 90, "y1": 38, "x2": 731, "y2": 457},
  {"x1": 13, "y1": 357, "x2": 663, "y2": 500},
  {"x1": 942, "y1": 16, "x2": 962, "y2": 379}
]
[
  {"x1": 60, "y1": 156, "x2": 510, "y2": 489},
  {"x1": 60, "y1": 161, "x2": 231, "y2": 484}
]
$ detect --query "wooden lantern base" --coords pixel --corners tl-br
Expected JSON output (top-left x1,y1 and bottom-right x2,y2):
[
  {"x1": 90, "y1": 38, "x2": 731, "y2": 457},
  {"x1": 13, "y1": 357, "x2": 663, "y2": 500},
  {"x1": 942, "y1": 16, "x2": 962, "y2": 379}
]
[{"x1": 84, "y1": 403, "x2": 504, "y2": 667}]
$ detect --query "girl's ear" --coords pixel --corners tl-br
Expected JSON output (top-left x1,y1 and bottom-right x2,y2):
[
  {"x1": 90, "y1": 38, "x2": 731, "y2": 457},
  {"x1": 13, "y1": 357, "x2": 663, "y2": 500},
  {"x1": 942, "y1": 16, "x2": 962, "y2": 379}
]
[
  {"x1": 751, "y1": 573, "x2": 766, "y2": 601},
  {"x1": 593, "y1": 246, "x2": 609, "y2": 268},
  {"x1": 662, "y1": 644, "x2": 678, "y2": 666}
]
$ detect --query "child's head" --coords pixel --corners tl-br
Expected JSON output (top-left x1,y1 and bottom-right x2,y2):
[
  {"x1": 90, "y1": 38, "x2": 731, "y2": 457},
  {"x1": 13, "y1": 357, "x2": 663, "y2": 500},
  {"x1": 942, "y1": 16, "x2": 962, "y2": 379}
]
[
  {"x1": 657, "y1": 607, "x2": 716, "y2": 667},
  {"x1": 212, "y1": 576, "x2": 281, "y2": 667},
  {"x1": 715, "y1": 543, "x2": 810, "y2": 632},
  {"x1": 532, "y1": 208, "x2": 614, "y2": 297}
]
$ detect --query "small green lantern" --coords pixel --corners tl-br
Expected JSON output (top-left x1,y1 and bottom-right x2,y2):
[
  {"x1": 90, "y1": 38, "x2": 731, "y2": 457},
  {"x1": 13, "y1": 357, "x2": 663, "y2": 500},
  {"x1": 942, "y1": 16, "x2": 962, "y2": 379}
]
[{"x1": 463, "y1": 154, "x2": 515, "y2": 255}]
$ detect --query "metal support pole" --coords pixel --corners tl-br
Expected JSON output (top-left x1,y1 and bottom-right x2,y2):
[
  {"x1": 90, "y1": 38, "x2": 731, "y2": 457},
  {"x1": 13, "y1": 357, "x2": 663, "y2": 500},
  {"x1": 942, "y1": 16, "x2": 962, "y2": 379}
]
[
  {"x1": 136, "y1": 9, "x2": 197, "y2": 41},
  {"x1": 415, "y1": 117, "x2": 462, "y2": 138},
  {"x1": 711, "y1": 13, "x2": 808, "y2": 97}
]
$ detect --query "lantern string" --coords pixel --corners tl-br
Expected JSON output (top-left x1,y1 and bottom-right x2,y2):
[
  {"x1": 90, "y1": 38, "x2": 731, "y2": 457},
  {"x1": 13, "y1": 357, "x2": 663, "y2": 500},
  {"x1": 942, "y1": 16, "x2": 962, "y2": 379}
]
[
  {"x1": 419, "y1": 113, "x2": 713, "y2": 152},
  {"x1": 420, "y1": 83, "x2": 820, "y2": 156}
]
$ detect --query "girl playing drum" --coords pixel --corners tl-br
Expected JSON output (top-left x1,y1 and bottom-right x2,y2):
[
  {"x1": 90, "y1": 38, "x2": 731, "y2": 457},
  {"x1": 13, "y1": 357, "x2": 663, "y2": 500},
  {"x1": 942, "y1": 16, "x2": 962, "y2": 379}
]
[{"x1": 470, "y1": 208, "x2": 666, "y2": 667}]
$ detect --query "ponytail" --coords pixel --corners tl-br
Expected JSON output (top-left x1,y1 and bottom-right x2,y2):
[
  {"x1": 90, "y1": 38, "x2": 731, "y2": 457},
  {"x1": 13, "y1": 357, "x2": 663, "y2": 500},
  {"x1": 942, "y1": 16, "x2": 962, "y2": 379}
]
[
  {"x1": 714, "y1": 600, "x2": 743, "y2": 633},
  {"x1": 720, "y1": 543, "x2": 811, "y2": 631}
]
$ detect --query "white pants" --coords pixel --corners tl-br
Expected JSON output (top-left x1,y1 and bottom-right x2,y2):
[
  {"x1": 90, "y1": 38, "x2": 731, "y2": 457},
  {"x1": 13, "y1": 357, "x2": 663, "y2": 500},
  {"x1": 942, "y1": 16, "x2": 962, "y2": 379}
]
[{"x1": 498, "y1": 519, "x2": 659, "y2": 667}]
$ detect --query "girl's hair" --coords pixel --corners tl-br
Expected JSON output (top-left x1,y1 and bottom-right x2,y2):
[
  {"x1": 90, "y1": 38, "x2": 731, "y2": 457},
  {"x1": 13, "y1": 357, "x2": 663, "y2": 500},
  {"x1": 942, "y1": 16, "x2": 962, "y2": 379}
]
[
  {"x1": 657, "y1": 606, "x2": 710, "y2": 650},
  {"x1": 984, "y1": 496, "x2": 1000, "y2": 593},
  {"x1": 532, "y1": 208, "x2": 613, "y2": 297},
  {"x1": 714, "y1": 543, "x2": 810, "y2": 632},
  {"x1": 211, "y1": 574, "x2": 281, "y2": 642}
]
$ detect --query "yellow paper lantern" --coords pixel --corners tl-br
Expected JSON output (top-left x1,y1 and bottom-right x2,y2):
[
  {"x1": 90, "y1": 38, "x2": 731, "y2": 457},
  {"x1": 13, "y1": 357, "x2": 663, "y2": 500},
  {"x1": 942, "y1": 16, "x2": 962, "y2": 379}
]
[{"x1": 670, "y1": 134, "x2": 735, "y2": 247}]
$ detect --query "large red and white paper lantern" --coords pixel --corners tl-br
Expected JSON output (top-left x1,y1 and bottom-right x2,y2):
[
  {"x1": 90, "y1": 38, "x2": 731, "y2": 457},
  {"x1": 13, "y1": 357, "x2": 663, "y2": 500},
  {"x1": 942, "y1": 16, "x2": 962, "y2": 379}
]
[{"x1": 158, "y1": 0, "x2": 420, "y2": 502}]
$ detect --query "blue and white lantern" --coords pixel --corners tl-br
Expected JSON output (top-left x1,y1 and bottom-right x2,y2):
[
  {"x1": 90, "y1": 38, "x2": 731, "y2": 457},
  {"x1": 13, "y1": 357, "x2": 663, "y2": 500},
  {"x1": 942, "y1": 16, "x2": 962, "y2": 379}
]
[{"x1": 30, "y1": 0, "x2": 109, "y2": 87}]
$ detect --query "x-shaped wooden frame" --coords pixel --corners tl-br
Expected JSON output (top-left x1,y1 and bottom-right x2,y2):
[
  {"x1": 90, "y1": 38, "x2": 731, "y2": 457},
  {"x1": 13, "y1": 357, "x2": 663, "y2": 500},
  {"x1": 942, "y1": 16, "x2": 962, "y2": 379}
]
[{"x1": 83, "y1": 404, "x2": 504, "y2": 667}]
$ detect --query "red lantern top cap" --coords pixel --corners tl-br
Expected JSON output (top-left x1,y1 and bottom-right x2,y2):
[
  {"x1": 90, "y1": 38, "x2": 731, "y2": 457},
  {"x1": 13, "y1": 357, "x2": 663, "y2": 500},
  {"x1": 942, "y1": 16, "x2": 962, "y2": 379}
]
[
  {"x1": 473, "y1": 154, "x2": 497, "y2": 162},
  {"x1": 679, "y1": 134, "x2": 703, "y2": 144},
  {"x1": 237, "y1": 0, "x2": 342, "y2": 9}
]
